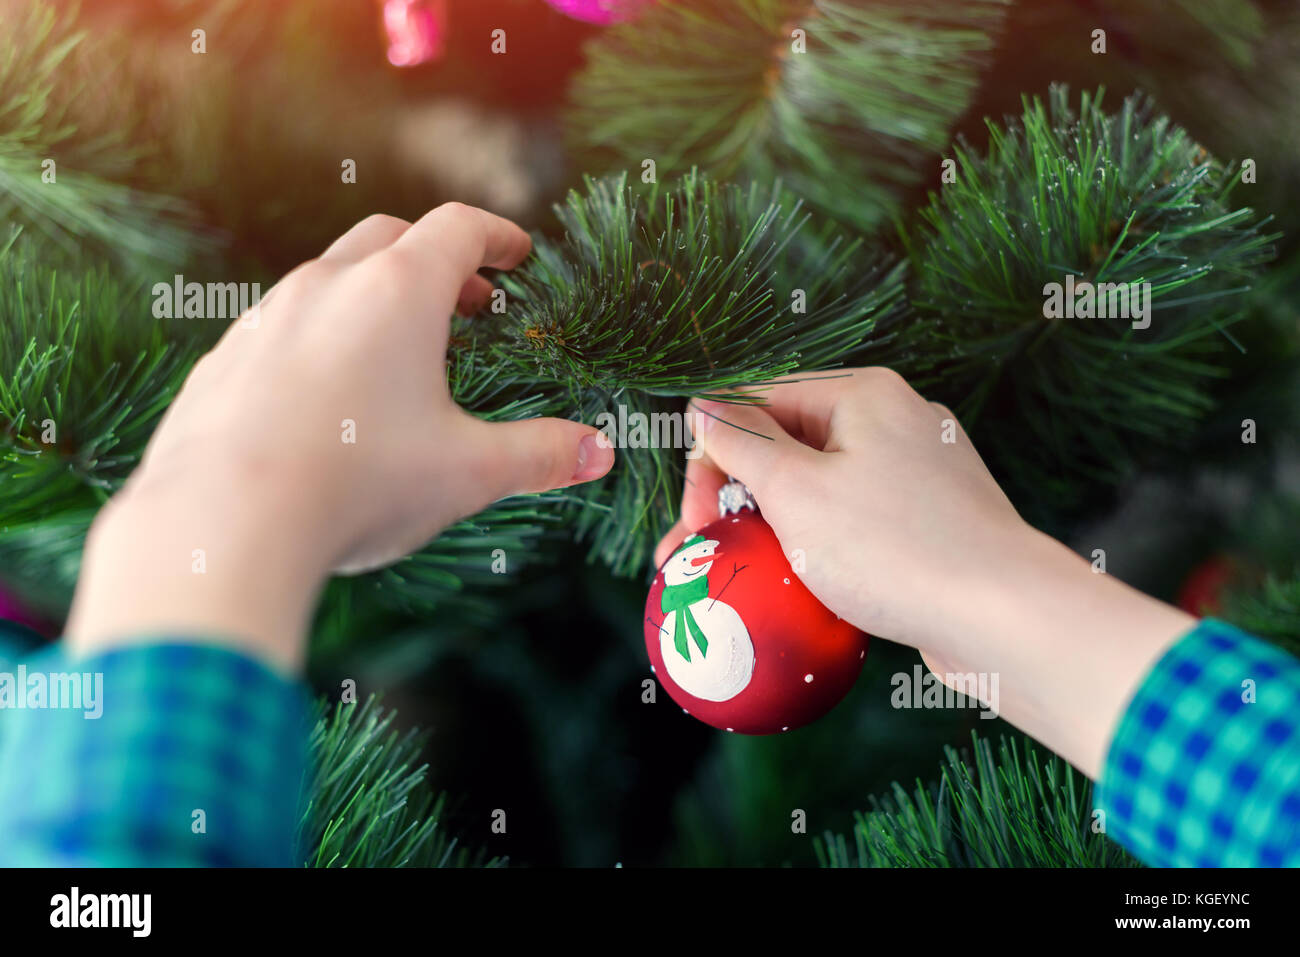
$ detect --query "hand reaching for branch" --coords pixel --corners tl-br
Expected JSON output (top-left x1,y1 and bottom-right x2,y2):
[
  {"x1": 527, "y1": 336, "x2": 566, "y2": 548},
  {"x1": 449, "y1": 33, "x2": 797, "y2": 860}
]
[{"x1": 67, "y1": 205, "x2": 615, "y2": 671}]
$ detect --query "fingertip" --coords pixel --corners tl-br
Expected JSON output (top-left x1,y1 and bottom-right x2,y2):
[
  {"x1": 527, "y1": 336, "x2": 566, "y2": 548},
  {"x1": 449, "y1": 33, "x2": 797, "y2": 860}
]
[
  {"x1": 571, "y1": 430, "x2": 616, "y2": 484},
  {"x1": 484, "y1": 217, "x2": 533, "y2": 271},
  {"x1": 456, "y1": 274, "x2": 496, "y2": 315}
]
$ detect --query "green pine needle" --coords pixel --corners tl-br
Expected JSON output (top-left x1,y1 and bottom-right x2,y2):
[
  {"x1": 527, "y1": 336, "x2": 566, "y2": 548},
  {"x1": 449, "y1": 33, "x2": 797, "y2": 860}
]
[
  {"x1": 816, "y1": 733, "x2": 1140, "y2": 867},
  {"x1": 1222, "y1": 574, "x2": 1300, "y2": 657},
  {"x1": 321, "y1": 494, "x2": 570, "y2": 629},
  {"x1": 0, "y1": 2, "x2": 202, "y2": 268},
  {"x1": 489, "y1": 170, "x2": 907, "y2": 573},
  {"x1": 907, "y1": 86, "x2": 1277, "y2": 525},
  {"x1": 0, "y1": 237, "x2": 204, "y2": 523},
  {"x1": 568, "y1": 0, "x2": 1009, "y2": 234},
  {"x1": 298, "y1": 695, "x2": 502, "y2": 868}
]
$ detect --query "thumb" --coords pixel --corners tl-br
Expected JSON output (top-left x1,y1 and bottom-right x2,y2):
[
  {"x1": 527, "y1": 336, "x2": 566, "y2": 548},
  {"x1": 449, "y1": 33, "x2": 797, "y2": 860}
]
[
  {"x1": 468, "y1": 415, "x2": 615, "y2": 502},
  {"x1": 689, "y1": 398, "x2": 814, "y2": 500}
]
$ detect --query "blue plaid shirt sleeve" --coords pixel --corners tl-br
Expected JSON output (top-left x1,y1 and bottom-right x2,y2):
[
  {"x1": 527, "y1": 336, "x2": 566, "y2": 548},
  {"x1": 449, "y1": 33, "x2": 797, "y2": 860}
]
[
  {"x1": 0, "y1": 641, "x2": 310, "y2": 867},
  {"x1": 1095, "y1": 618, "x2": 1300, "y2": 867}
]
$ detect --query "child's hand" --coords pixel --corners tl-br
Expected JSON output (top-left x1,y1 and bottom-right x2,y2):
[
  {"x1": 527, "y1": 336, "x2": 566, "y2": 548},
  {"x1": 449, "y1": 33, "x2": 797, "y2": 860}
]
[
  {"x1": 67, "y1": 205, "x2": 614, "y2": 669},
  {"x1": 657, "y1": 370, "x2": 1195, "y2": 777},
  {"x1": 657, "y1": 369, "x2": 1024, "y2": 651},
  {"x1": 141, "y1": 205, "x2": 613, "y2": 572},
  {"x1": 657, "y1": 369, "x2": 1035, "y2": 658}
]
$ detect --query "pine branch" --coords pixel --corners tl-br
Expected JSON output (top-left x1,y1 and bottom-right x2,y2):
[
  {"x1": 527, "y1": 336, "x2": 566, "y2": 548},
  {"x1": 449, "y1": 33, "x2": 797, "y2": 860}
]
[
  {"x1": 0, "y1": 1, "x2": 204, "y2": 268},
  {"x1": 0, "y1": 154, "x2": 200, "y2": 269},
  {"x1": 0, "y1": 237, "x2": 205, "y2": 524},
  {"x1": 1222, "y1": 574, "x2": 1300, "y2": 657},
  {"x1": 1150, "y1": 0, "x2": 1263, "y2": 68},
  {"x1": 567, "y1": 0, "x2": 1009, "y2": 234},
  {"x1": 319, "y1": 496, "x2": 571, "y2": 632},
  {"x1": 1009, "y1": 1, "x2": 1265, "y2": 74},
  {"x1": 297, "y1": 695, "x2": 502, "y2": 868},
  {"x1": 816, "y1": 733, "x2": 1140, "y2": 867},
  {"x1": 907, "y1": 86, "x2": 1277, "y2": 527},
  {"x1": 488, "y1": 170, "x2": 907, "y2": 573},
  {"x1": 0, "y1": 510, "x2": 95, "y2": 618},
  {"x1": 0, "y1": 236, "x2": 208, "y2": 613}
]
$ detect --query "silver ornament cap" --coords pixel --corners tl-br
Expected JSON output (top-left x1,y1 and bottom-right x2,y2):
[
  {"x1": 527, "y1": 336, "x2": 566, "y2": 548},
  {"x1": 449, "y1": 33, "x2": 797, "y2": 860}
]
[{"x1": 717, "y1": 476, "x2": 757, "y2": 517}]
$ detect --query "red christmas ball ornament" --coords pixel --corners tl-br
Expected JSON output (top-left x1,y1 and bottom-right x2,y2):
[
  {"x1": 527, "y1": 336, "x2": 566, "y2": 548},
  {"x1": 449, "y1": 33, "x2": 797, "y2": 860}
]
[
  {"x1": 1176, "y1": 553, "x2": 1245, "y2": 617},
  {"x1": 644, "y1": 480, "x2": 868, "y2": 734}
]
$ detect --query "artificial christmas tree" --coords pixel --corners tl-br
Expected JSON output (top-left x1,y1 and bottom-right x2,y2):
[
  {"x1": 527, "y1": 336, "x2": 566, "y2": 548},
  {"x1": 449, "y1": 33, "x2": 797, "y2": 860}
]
[{"x1": 2, "y1": 0, "x2": 1298, "y2": 867}]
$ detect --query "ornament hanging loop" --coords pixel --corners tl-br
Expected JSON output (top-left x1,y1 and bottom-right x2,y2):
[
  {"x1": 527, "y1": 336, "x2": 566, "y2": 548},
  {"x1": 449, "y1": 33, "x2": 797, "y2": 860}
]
[{"x1": 718, "y1": 477, "x2": 757, "y2": 517}]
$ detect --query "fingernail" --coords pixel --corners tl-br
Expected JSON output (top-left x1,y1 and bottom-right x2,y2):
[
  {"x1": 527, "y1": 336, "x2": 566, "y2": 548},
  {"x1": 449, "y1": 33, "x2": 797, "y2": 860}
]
[{"x1": 573, "y1": 432, "x2": 615, "y2": 483}]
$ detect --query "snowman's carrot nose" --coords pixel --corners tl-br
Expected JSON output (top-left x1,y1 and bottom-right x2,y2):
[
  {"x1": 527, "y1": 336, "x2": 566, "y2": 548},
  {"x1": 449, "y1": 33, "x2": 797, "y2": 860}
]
[{"x1": 690, "y1": 551, "x2": 718, "y2": 566}]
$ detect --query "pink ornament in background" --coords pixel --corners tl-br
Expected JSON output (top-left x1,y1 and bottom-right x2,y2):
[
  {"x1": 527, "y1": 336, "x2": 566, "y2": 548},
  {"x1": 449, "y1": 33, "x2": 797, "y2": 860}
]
[
  {"x1": 543, "y1": 0, "x2": 649, "y2": 26},
  {"x1": 382, "y1": 0, "x2": 448, "y2": 67},
  {"x1": 0, "y1": 584, "x2": 54, "y2": 638}
]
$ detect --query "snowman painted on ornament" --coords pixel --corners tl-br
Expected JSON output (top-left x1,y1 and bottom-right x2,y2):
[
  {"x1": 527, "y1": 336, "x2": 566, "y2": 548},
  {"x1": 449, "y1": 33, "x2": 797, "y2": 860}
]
[{"x1": 658, "y1": 533, "x2": 755, "y2": 702}]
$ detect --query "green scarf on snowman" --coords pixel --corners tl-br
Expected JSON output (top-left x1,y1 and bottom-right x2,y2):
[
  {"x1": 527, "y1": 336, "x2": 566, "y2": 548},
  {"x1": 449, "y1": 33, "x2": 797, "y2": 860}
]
[{"x1": 660, "y1": 535, "x2": 711, "y2": 662}]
